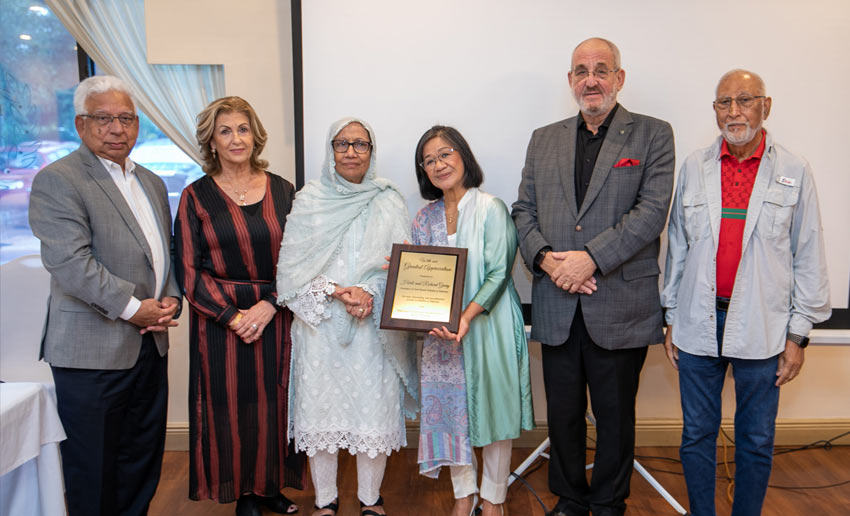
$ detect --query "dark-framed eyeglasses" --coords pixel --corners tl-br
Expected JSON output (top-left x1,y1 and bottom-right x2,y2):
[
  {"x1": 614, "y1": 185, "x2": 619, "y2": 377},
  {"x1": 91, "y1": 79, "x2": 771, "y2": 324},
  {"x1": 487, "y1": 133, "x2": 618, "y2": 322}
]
[
  {"x1": 713, "y1": 95, "x2": 766, "y2": 111},
  {"x1": 570, "y1": 67, "x2": 619, "y2": 81},
  {"x1": 331, "y1": 139, "x2": 372, "y2": 154},
  {"x1": 80, "y1": 114, "x2": 138, "y2": 126},
  {"x1": 420, "y1": 148, "x2": 456, "y2": 171}
]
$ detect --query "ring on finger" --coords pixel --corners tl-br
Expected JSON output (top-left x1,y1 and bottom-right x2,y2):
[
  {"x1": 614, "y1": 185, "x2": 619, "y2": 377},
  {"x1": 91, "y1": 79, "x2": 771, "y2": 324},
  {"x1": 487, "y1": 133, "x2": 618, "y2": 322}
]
[{"x1": 251, "y1": 323, "x2": 258, "y2": 330}]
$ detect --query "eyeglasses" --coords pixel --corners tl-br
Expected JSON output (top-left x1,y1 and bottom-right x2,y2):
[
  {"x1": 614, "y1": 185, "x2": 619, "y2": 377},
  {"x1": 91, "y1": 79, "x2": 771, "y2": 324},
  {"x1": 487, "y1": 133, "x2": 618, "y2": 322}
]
[
  {"x1": 571, "y1": 67, "x2": 619, "y2": 81},
  {"x1": 81, "y1": 114, "x2": 138, "y2": 126},
  {"x1": 713, "y1": 95, "x2": 766, "y2": 111},
  {"x1": 331, "y1": 139, "x2": 372, "y2": 154},
  {"x1": 420, "y1": 148, "x2": 456, "y2": 171}
]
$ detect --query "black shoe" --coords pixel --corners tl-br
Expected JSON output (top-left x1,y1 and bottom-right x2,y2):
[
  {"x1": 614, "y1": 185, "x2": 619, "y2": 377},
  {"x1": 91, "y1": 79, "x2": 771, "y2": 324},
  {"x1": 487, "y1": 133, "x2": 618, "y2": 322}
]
[
  {"x1": 259, "y1": 492, "x2": 299, "y2": 514},
  {"x1": 236, "y1": 495, "x2": 263, "y2": 516},
  {"x1": 548, "y1": 497, "x2": 589, "y2": 516}
]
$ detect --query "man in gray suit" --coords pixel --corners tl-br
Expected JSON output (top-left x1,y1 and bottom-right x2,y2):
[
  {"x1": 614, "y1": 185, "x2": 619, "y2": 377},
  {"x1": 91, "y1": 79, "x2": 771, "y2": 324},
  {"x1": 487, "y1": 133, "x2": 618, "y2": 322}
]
[
  {"x1": 512, "y1": 38, "x2": 674, "y2": 516},
  {"x1": 29, "y1": 75, "x2": 181, "y2": 516}
]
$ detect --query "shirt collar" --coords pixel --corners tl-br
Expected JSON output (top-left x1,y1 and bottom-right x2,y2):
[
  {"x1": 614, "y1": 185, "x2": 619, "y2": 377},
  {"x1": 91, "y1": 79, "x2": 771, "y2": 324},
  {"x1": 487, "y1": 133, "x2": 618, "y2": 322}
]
[
  {"x1": 720, "y1": 129, "x2": 767, "y2": 162},
  {"x1": 578, "y1": 102, "x2": 620, "y2": 132},
  {"x1": 97, "y1": 155, "x2": 136, "y2": 177}
]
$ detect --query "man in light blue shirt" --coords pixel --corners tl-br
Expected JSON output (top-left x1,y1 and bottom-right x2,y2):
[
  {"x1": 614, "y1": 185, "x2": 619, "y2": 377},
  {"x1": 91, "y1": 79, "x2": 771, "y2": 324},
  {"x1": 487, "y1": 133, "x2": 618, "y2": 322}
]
[{"x1": 660, "y1": 69, "x2": 831, "y2": 516}]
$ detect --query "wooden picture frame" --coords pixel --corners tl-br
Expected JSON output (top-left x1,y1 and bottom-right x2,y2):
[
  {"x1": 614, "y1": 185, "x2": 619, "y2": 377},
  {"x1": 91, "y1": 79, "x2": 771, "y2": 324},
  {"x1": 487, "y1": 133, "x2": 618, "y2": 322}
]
[{"x1": 380, "y1": 243, "x2": 467, "y2": 333}]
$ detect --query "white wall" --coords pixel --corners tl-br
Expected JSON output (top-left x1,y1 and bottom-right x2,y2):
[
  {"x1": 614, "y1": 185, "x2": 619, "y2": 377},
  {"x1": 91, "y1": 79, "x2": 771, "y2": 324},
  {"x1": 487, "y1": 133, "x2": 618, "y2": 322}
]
[{"x1": 300, "y1": 0, "x2": 850, "y2": 311}]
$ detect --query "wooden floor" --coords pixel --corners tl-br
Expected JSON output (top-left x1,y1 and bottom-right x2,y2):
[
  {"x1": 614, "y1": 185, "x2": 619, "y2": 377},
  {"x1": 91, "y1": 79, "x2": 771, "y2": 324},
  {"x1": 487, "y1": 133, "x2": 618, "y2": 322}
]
[{"x1": 150, "y1": 446, "x2": 850, "y2": 515}]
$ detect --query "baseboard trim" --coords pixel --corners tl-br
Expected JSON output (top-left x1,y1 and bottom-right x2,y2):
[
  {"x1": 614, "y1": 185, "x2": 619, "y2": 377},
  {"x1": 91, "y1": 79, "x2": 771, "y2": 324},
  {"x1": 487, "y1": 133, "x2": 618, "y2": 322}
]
[
  {"x1": 165, "y1": 418, "x2": 850, "y2": 451},
  {"x1": 164, "y1": 423, "x2": 190, "y2": 451}
]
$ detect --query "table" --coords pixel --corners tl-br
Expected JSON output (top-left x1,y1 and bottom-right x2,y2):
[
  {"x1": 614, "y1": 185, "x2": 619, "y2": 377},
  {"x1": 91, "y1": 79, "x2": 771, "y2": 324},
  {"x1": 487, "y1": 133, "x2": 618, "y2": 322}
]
[{"x1": 0, "y1": 382, "x2": 67, "y2": 516}]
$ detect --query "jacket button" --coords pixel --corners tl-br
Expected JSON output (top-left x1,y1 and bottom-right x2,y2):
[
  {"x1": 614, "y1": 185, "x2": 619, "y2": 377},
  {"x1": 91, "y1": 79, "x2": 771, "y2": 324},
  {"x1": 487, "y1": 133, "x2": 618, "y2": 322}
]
[{"x1": 575, "y1": 225, "x2": 582, "y2": 232}]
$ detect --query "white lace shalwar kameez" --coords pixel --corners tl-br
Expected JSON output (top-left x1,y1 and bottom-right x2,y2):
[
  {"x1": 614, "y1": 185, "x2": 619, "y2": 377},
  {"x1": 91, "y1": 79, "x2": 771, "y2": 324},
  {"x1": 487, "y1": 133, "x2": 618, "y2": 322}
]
[{"x1": 288, "y1": 215, "x2": 406, "y2": 459}]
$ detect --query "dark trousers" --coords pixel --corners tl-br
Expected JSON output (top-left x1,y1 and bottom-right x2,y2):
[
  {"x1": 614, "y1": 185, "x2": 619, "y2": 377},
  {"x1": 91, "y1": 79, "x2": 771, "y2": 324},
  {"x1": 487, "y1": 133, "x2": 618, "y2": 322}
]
[
  {"x1": 541, "y1": 304, "x2": 647, "y2": 516},
  {"x1": 51, "y1": 334, "x2": 168, "y2": 516}
]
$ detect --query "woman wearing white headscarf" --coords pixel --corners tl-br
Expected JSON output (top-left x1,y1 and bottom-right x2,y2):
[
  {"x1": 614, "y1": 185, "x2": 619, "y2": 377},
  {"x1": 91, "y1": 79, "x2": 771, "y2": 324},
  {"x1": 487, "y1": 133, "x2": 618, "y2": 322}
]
[{"x1": 276, "y1": 118, "x2": 418, "y2": 516}]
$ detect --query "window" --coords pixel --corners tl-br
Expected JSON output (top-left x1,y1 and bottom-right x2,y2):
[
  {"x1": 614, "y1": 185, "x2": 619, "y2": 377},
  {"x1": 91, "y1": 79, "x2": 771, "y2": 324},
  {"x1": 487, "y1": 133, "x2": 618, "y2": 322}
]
[
  {"x1": 0, "y1": 0, "x2": 202, "y2": 264},
  {"x1": 130, "y1": 113, "x2": 205, "y2": 219},
  {"x1": 0, "y1": 0, "x2": 80, "y2": 263}
]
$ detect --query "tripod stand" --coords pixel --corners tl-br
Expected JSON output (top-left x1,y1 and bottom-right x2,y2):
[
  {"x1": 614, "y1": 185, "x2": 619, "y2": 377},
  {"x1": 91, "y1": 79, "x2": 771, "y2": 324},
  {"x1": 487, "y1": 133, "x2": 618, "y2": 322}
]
[{"x1": 508, "y1": 413, "x2": 688, "y2": 514}]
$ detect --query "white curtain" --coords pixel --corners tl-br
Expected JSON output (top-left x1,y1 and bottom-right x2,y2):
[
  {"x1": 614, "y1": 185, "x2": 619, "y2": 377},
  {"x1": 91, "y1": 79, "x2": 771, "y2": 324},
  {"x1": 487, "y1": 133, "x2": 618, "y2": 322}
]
[{"x1": 45, "y1": 0, "x2": 225, "y2": 163}]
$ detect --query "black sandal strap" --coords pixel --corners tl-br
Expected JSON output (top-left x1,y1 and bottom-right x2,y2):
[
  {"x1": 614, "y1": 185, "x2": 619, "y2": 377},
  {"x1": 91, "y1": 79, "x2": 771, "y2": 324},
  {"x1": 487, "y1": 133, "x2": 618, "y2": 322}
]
[
  {"x1": 314, "y1": 499, "x2": 339, "y2": 513},
  {"x1": 359, "y1": 495, "x2": 384, "y2": 515}
]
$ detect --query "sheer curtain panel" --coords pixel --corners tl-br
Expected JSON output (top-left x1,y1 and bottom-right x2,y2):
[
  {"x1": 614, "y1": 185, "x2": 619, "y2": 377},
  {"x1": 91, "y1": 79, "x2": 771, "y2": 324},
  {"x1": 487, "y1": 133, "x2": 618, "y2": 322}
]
[{"x1": 45, "y1": 0, "x2": 224, "y2": 163}]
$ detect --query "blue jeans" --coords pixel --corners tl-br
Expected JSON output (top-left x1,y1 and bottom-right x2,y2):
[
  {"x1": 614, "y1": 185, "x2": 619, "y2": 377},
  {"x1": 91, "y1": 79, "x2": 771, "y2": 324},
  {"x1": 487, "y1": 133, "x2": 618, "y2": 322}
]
[{"x1": 677, "y1": 308, "x2": 780, "y2": 516}]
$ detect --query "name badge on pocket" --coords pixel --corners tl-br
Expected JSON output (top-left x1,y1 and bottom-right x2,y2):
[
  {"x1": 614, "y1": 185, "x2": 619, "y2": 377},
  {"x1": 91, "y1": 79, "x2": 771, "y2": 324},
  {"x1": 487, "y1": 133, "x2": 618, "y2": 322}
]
[{"x1": 777, "y1": 175, "x2": 796, "y2": 187}]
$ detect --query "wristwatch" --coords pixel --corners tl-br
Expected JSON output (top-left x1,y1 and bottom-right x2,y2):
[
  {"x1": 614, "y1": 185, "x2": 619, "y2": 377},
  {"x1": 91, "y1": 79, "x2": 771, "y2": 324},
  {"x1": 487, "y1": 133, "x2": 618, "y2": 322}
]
[
  {"x1": 787, "y1": 332, "x2": 810, "y2": 348},
  {"x1": 534, "y1": 246, "x2": 552, "y2": 271}
]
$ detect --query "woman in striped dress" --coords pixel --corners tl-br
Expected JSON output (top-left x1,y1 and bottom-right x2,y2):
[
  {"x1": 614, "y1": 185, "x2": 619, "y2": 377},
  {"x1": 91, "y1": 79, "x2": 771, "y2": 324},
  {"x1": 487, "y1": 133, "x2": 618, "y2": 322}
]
[{"x1": 175, "y1": 97, "x2": 306, "y2": 516}]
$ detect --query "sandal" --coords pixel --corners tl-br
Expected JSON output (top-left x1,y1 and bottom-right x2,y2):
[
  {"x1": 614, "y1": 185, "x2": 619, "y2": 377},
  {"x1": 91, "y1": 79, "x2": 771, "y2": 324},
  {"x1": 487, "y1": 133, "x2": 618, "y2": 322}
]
[
  {"x1": 314, "y1": 499, "x2": 338, "y2": 516},
  {"x1": 359, "y1": 495, "x2": 386, "y2": 516}
]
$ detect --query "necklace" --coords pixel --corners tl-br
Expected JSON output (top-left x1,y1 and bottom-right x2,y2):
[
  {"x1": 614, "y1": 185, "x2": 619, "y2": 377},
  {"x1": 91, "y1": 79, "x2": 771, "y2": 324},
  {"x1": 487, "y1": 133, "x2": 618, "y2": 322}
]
[
  {"x1": 234, "y1": 187, "x2": 249, "y2": 206},
  {"x1": 446, "y1": 207, "x2": 457, "y2": 224},
  {"x1": 222, "y1": 173, "x2": 254, "y2": 206}
]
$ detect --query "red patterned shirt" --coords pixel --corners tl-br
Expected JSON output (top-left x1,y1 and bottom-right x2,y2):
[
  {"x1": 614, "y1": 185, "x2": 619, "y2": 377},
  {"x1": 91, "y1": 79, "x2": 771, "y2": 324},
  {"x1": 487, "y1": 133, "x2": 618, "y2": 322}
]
[{"x1": 716, "y1": 130, "x2": 766, "y2": 298}]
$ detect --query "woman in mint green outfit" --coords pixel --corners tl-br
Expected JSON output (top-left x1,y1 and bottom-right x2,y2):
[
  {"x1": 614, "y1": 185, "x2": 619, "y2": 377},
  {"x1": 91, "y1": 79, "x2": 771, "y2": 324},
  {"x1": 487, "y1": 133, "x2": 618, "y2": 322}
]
[{"x1": 411, "y1": 125, "x2": 533, "y2": 516}]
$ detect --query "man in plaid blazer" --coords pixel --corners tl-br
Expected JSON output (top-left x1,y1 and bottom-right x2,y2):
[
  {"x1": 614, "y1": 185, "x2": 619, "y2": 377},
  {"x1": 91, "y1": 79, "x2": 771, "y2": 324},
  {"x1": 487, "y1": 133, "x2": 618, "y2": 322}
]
[{"x1": 512, "y1": 38, "x2": 675, "y2": 516}]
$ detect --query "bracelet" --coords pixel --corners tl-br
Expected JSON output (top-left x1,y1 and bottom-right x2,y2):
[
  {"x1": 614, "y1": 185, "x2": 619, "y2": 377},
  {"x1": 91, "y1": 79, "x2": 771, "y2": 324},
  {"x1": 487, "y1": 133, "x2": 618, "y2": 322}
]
[{"x1": 230, "y1": 312, "x2": 243, "y2": 328}]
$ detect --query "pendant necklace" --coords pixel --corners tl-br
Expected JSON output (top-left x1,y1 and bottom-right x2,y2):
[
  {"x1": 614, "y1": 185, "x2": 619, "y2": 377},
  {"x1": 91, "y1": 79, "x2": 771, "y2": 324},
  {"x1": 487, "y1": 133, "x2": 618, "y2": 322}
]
[
  {"x1": 234, "y1": 187, "x2": 249, "y2": 206},
  {"x1": 225, "y1": 174, "x2": 253, "y2": 206},
  {"x1": 446, "y1": 207, "x2": 457, "y2": 224}
]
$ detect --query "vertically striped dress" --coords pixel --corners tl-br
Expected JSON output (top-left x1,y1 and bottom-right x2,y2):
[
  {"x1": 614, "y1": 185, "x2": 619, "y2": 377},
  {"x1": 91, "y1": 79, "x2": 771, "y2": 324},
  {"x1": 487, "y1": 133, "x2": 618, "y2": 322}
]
[{"x1": 175, "y1": 173, "x2": 306, "y2": 502}]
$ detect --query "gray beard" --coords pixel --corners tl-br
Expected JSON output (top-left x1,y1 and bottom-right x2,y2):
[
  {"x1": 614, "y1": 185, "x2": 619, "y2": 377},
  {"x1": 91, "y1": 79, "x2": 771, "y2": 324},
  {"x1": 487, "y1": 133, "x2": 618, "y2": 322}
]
[
  {"x1": 722, "y1": 124, "x2": 758, "y2": 145},
  {"x1": 576, "y1": 93, "x2": 617, "y2": 117}
]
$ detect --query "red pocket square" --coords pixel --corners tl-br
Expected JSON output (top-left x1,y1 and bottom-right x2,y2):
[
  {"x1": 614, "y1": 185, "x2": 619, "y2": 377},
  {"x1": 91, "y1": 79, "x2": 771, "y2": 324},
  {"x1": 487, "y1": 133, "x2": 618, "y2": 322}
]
[{"x1": 614, "y1": 158, "x2": 640, "y2": 168}]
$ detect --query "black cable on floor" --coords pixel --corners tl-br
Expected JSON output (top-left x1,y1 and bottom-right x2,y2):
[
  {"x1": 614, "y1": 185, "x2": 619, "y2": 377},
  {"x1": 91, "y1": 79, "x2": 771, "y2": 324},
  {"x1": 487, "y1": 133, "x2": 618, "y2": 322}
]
[
  {"x1": 509, "y1": 428, "x2": 849, "y2": 512},
  {"x1": 509, "y1": 464, "x2": 550, "y2": 513}
]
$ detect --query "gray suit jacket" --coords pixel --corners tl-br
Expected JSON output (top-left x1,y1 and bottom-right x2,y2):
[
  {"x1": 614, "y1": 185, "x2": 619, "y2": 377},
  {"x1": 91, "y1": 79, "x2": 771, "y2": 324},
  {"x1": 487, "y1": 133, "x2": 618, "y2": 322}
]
[
  {"x1": 29, "y1": 144, "x2": 181, "y2": 369},
  {"x1": 512, "y1": 105, "x2": 675, "y2": 349}
]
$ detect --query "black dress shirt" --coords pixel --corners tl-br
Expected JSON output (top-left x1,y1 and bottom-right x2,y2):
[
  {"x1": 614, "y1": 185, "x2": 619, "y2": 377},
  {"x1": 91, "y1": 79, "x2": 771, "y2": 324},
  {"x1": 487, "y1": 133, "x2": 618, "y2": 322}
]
[{"x1": 575, "y1": 103, "x2": 619, "y2": 209}]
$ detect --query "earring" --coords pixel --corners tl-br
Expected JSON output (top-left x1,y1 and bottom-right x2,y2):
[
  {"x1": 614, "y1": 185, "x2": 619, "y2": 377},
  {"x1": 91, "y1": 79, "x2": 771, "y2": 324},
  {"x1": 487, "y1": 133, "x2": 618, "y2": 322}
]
[{"x1": 211, "y1": 148, "x2": 217, "y2": 159}]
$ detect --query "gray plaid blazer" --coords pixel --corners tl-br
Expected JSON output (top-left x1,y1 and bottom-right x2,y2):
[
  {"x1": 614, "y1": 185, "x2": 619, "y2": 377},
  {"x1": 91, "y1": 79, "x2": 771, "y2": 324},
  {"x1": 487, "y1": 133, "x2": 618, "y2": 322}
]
[
  {"x1": 512, "y1": 105, "x2": 675, "y2": 350},
  {"x1": 29, "y1": 144, "x2": 181, "y2": 369}
]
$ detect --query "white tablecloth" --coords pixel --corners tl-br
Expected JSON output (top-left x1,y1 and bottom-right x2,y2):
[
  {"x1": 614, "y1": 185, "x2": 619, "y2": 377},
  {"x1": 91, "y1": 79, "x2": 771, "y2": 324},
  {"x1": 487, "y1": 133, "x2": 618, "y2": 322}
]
[{"x1": 0, "y1": 382, "x2": 67, "y2": 516}]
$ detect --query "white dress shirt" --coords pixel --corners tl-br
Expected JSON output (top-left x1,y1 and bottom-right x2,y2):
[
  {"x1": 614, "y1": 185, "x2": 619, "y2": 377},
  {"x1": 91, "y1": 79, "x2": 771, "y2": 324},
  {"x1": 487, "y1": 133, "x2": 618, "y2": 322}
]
[{"x1": 97, "y1": 156, "x2": 167, "y2": 319}]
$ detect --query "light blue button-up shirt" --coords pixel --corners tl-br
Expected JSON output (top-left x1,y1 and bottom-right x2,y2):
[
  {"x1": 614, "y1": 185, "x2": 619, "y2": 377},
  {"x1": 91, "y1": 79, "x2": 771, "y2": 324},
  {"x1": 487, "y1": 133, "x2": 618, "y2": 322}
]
[{"x1": 661, "y1": 132, "x2": 831, "y2": 359}]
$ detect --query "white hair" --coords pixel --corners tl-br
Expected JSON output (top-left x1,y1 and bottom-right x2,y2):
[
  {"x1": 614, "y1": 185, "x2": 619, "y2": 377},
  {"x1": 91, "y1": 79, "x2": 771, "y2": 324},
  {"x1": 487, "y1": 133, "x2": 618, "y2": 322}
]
[{"x1": 73, "y1": 75, "x2": 136, "y2": 115}]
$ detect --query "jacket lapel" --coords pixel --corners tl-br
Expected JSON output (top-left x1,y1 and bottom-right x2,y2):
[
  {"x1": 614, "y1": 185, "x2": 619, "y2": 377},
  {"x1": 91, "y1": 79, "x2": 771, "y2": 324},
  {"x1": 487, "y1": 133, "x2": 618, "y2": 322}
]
[
  {"x1": 577, "y1": 106, "x2": 633, "y2": 221},
  {"x1": 557, "y1": 117, "x2": 579, "y2": 219},
  {"x1": 80, "y1": 146, "x2": 153, "y2": 267}
]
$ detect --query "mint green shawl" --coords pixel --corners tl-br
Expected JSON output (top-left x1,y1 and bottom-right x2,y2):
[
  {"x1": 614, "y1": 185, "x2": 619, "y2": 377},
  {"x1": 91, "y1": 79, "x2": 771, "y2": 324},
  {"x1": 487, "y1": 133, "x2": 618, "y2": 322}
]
[{"x1": 276, "y1": 117, "x2": 418, "y2": 416}]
